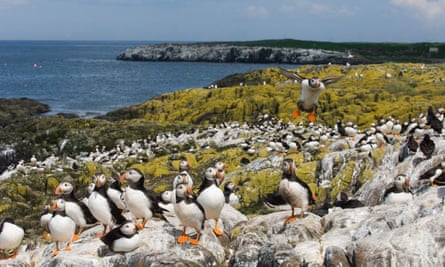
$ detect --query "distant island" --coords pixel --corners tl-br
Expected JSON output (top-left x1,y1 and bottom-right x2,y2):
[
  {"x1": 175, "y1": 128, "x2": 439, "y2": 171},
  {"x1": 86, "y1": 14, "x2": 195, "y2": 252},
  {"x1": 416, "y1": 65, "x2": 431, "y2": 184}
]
[{"x1": 117, "y1": 39, "x2": 445, "y2": 64}]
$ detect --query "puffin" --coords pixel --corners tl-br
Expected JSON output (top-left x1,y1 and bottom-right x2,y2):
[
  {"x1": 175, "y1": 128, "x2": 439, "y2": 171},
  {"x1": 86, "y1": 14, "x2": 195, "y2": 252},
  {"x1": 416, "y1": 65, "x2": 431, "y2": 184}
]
[
  {"x1": 120, "y1": 169, "x2": 166, "y2": 229},
  {"x1": 48, "y1": 198, "x2": 76, "y2": 257},
  {"x1": 100, "y1": 221, "x2": 142, "y2": 253},
  {"x1": 172, "y1": 171, "x2": 194, "y2": 189},
  {"x1": 39, "y1": 204, "x2": 53, "y2": 240},
  {"x1": 223, "y1": 182, "x2": 240, "y2": 209},
  {"x1": 420, "y1": 168, "x2": 445, "y2": 187},
  {"x1": 196, "y1": 167, "x2": 226, "y2": 236},
  {"x1": 383, "y1": 174, "x2": 413, "y2": 204},
  {"x1": 106, "y1": 177, "x2": 126, "y2": 210},
  {"x1": 0, "y1": 218, "x2": 24, "y2": 260},
  {"x1": 88, "y1": 174, "x2": 127, "y2": 238},
  {"x1": 279, "y1": 158, "x2": 317, "y2": 224},
  {"x1": 426, "y1": 106, "x2": 443, "y2": 134},
  {"x1": 279, "y1": 67, "x2": 348, "y2": 122},
  {"x1": 173, "y1": 183, "x2": 206, "y2": 245},
  {"x1": 419, "y1": 134, "x2": 435, "y2": 159},
  {"x1": 406, "y1": 134, "x2": 419, "y2": 153},
  {"x1": 215, "y1": 161, "x2": 228, "y2": 185},
  {"x1": 55, "y1": 181, "x2": 97, "y2": 241}
]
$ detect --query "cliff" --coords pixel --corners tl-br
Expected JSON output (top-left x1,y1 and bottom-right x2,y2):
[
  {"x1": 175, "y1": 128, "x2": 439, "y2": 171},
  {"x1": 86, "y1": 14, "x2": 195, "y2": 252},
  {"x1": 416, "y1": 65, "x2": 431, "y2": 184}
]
[{"x1": 116, "y1": 43, "x2": 355, "y2": 64}]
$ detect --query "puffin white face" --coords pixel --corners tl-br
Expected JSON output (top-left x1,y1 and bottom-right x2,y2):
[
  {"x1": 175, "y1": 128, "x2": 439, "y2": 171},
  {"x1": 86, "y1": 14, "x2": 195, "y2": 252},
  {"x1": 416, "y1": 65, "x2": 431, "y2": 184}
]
[
  {"x1": 215, "y1": 161, "x2": 227, "y2": 171},
  {"x1": 281, "y1": 159, "x2": 294, "y2": 175},
  {"x1": 161, "y1": 190, "x2": 173, "y2": 203},
  {"x1": 120, "y1": 222, "x2": 137, "y2": 236},
  {"x1": 205, "y1": 167, "x2": 218, "y2": 181},
  {"x1": 309, "y1": 78, "x2": 321, "y2": 88},
  {"x1": 394, "y1": 175, "x2": 409, "y2": 191},
  {"x1": 55, "y1": 181, "x2": 73, "y2": 195},
  {"x1": 52, "y1": 198, "x2": 66, "y2": 211},
  {"x1": 175, "y1": 184, "x2": 190, "y2": 199},
  {"x1": 87, "y1": 183, "x2": 95, "y2": 194},
  {"x1": 94, "y1": 174, "x2": 107, "y2": 188},
  {"x1": 173, "y1": 173, "x2": 188, "y2": 187},
  {"x1": 225, "y1": 182, "x2": 236, "y2": 192},
  {"x1": 125, "y1": 169, "x2": 144, "y2": 183},
  {"x1": 179, "y1": 160, "x2": 190, "y2": 171}
]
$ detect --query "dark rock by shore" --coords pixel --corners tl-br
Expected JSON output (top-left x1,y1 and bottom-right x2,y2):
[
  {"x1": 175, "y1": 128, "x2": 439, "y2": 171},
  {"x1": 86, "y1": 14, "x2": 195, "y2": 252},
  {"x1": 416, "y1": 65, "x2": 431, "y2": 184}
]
[
  {"x1": 0, "y1": 97, "x2": 50, "y2": 127},
  {"x1": 116, "y1": 43, "x2": 356, "y2": 65}
]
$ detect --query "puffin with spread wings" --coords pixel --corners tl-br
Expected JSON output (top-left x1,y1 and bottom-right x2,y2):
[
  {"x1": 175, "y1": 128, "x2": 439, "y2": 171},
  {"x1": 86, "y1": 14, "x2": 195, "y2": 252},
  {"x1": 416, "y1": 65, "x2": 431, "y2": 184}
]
[{"x1": 279, "y1": 67, "x2": 348, "y2": 122}]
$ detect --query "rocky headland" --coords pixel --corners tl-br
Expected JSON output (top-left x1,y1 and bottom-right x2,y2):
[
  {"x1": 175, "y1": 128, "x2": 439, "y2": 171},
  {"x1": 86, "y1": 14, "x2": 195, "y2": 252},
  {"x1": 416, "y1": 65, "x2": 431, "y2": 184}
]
[
  {"x1": 1, "y1": 63, "x2": 445, "y2": 266},
  {"x1": 116, "y1": 43, "x2": 355, "y2": 65}
]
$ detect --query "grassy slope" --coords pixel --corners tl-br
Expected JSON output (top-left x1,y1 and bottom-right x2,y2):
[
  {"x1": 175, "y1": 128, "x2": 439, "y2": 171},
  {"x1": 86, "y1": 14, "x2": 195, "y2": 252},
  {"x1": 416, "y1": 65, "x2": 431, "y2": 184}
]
[{"x1": 104, "y1": 63, "x2": 445, "y2": 129}]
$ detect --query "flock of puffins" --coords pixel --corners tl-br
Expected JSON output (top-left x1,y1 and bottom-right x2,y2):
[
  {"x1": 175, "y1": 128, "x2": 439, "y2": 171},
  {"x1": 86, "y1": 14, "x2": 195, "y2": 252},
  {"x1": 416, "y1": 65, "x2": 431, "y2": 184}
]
[{"x1": 1, "y1": 83, "x2": 445, "y2": 260}]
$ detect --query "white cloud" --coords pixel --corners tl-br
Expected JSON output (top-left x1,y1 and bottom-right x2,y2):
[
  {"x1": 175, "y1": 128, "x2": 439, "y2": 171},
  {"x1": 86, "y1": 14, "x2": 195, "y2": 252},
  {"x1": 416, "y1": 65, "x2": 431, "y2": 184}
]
[
  {"x1": 390, "y1": 0, "x2": 445, "y2": 20},
  {"x1": 246, "y1": 5, "x2": 269, "y2": 18}
]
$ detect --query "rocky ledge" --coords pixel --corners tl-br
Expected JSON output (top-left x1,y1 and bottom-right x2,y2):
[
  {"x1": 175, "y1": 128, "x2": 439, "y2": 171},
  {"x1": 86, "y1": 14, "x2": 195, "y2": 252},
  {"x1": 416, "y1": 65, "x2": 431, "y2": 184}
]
[{"x1": 116, "y1": 43, "x2": 355, "y2": 64}]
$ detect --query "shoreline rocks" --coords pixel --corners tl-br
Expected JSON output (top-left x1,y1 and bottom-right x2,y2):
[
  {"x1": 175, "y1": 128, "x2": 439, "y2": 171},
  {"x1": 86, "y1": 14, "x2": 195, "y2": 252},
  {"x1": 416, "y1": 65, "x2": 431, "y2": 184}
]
[{"x1": 116, "y1": 43, "x2": 356, "y2": 65}]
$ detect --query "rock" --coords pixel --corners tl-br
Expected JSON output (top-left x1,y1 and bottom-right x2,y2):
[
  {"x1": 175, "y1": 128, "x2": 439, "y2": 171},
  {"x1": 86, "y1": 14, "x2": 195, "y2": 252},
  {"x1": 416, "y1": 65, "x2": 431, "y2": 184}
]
[{"x1": 117, "y1": 44, "x2": 353, "y2": 65}]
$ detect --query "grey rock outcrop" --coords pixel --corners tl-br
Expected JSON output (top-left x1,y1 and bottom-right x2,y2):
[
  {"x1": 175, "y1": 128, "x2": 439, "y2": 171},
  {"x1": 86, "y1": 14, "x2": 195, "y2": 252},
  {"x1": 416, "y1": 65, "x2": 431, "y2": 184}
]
[
  {"x1": 4, "y1": 187, "x2": 444, "y2": 267},
  {"x1": 116, "y1": 44, "x2": 353, "y2": 65}
]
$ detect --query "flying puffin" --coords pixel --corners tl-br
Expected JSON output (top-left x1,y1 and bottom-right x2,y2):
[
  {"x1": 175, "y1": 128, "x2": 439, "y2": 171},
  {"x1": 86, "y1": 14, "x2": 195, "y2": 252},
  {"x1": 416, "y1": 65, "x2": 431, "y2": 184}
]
[
  {"x1": 100, "y1": 221, "x2": 142, "y2": 253},
  {"x1": 0, "y1": 218, "x2": 24, "y2": 260},
  {"x1": 120, "y1": 169, "x2": 166, "y2": 229},
  {"x1": 48, "y1": 199, "x2": 76, "y2": 257},
  {"x1": 196, "y1": 167, "x2": 226, "y2": 236},
  {"x1": 54, "y1": 181, "x2": 97, "y2": 241},
  {"x1": 173, "y1": 183, "x2": 206, "y2": 245},
  {"x1": 279, "y1": 67, "x2": 348, "y2": 122},
  {"x1": 279, "y1": 158, "x2": 317, "y2": 224},
  {"x1": 88, "y1": 174, "x2": 127, "y2": 238}
]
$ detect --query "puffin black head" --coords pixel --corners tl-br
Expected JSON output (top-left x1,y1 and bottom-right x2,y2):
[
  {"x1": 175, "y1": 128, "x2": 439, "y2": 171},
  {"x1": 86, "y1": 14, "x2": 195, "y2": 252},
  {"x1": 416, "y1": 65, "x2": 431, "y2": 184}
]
[
  {"x1": 54, "y1": 181, "x2": 74, "y2": 196},
  {"x1": 120, "y1": 168, "x2": 145, "y2": 188}
]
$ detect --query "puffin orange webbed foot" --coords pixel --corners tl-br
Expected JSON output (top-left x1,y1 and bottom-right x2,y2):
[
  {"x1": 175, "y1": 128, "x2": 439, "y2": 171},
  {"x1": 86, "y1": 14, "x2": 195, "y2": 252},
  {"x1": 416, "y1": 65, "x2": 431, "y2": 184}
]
[
  {"x1": 292, "y1": 110, "x2": 300, "y2": 118},
  {"x1": 308, "y1": 112, "x2": 316, "y2": 122},
  {"x1": 284, "y1": 216, "x2": 297, "y2": 224},
  {"x1": 177, "y1": 234, "x2": 189, "y2": 244}
]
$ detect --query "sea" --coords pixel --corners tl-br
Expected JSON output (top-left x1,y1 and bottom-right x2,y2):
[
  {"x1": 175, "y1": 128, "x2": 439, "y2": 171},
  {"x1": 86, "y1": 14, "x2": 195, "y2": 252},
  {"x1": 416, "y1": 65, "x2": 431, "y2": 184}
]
[{"x1": 0, "y1": 40, "x2": 297, "y2": 117}]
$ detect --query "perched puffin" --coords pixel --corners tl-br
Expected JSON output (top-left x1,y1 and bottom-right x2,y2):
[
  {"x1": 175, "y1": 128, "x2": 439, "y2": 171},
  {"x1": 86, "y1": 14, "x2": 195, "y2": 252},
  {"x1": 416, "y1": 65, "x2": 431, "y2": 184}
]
[
  {"x1": 196, "y1": 167, "x2": 226, "y2": 236},
  {"x1": 172, "y1": 171, "x2": 194, "y2": 189},
  {"x1": 419, "y1": 134, "x2": 435, "y2": 159},
  {"x1": 40, "y1": 204, "x2": 53, "y2": 240},
  {"x1": 55, "y1": 181, "x2": 97, "y2": 241},
  {"x1": 421, "y1": 168, "x2": 445, "y2": 187},
  {"x1": 406, "y1": 134, "x2": 419, "y2": 153},
  {"x1": 106, "y1": 177, "x2": 126, "y2": 210},
  {"x1": 426, "y1": 106, "x2": 443, "y2": 134},
  {"x1": 215, "y1": 161, "x2": 228, "y2": 185},
  {"x1": 0, "y1": 218, "x2": 24, "y2": 259},
  {"x1": 383, "y1": 174, "x2": 413, "y2": 204},
  {"x1": 173, "y1": 183, "x2": 206, "y2": 245},
  {"x1": 88, "y1": 174, "x2": 127, "y2": 238},
  {"x1": 120, "y1": 169, "x2": 166, "y2": 229},
  {"x1": 100, "y1": 221, "x2": 142, "y2": 253},
  {"x1": 223, "y1": 182, "x2": 240, "y2": 209},
  {"x1": 279, "y1": 67, "x2": 348, "y2": 122},
  {"x1": 48, "y1": 199, "x2": 76, "y2": 257},
  {"x1": 279, "y1": 158, "x2": 317, "y2": 224}
]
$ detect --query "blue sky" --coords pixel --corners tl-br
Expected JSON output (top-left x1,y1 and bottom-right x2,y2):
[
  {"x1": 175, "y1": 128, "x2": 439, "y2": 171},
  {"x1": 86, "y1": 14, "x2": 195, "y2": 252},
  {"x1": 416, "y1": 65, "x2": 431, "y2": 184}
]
[{"x1": 0, "y1": 0, "x2": 444, "y2": 42}]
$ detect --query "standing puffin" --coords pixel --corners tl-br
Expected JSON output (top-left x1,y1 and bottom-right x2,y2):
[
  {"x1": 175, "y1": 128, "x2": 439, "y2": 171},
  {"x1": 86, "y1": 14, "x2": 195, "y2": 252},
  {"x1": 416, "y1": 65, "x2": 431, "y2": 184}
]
[
  {"x1": 279, "y1": 67, "x2": 348, "y2": 122},
  {"x1": 55, "y1": 181, "x2": 97, "y2": 241},
  {"x1": 120, "y1": 169, "x2": 166, "y2": 229},
  {"x1": 48, "y1": 199, "x2": 76, "y2": 257},
  {"x1": 0, "y1": 218, "x2": 24, "y2": 260},
  {"x1": 196, "y1": 167, "x2": 226, "y2": 236},
  {"x1": 419, "y1": 134, "x2": 435, "y2": 159},
  {"x1": 100, "y1": 221, "x2": 142, "y2": 253},
  {"x1": 173, "y1": 183, "x2": 206, "y2": 245},
  {"x1": 223, "y1": 182, "x2": 240, "y2": 209},
  {"x1": 279, "y1": 158, "x2": 317, "y2": 224},
  {"x1": 88, "y1": 174, "x2": 127, "y2": 238}
]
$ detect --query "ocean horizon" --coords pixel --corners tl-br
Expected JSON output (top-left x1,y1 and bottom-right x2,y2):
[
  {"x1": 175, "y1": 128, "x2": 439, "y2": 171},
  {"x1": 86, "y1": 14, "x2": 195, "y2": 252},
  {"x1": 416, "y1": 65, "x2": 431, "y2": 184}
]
[{"x1": 0, "y1": 40, "x2": 297, "y2": 117}]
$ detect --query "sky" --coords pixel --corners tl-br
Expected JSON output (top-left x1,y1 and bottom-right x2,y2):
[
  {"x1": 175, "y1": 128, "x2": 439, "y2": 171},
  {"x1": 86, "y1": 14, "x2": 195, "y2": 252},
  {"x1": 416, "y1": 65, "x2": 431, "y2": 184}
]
[{"x1": 0, "y1": 0, "x2": 444, "y2": 42}]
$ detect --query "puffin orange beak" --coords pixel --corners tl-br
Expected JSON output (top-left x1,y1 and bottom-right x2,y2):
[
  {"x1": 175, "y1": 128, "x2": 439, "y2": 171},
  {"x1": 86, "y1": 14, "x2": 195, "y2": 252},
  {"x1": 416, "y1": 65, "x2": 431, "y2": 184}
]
[
  {"x1": 119, "y1": 173, "x2": 127, "y2": 183},
  {"x1": 95, "y1": 177, "x2": 103, "y2": 187},
  {"x1": 54, "y1": 185, "x2": 63, "y2": 195},
  {"x1": 187, "y1": 186, "x2": 196, "y2": 197},
  {"x1": 135, "y1": 223, "x2": 144, "y2": 231},
  {"x1": 405, "y1": 179, "x2": 410, "y2": 188}
]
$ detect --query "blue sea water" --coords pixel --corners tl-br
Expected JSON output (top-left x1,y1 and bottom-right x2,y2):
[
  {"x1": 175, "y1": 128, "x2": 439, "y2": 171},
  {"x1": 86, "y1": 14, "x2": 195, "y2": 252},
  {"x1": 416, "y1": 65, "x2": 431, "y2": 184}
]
[{"x1": 0, "y1": 40, "x2": 296, "y2": 117}]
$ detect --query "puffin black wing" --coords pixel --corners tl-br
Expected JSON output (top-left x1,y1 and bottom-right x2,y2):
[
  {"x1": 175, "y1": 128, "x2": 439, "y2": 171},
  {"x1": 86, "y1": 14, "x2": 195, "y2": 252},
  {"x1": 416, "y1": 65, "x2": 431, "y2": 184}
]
[{"x1": 279, "y1": 67, "x2": 306, "y2": 83}]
